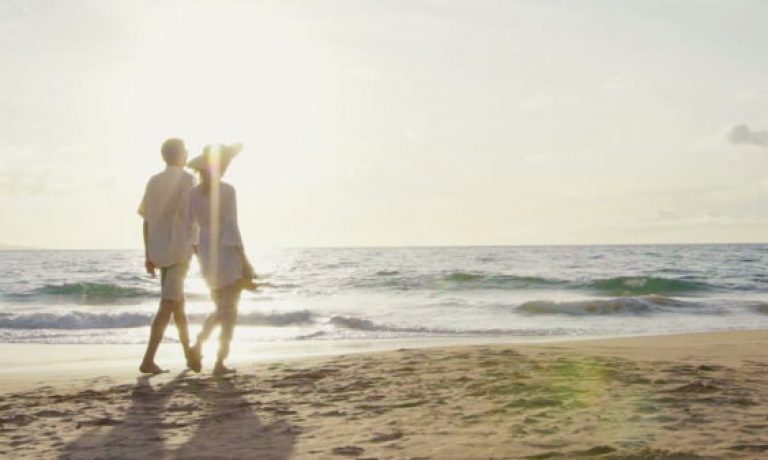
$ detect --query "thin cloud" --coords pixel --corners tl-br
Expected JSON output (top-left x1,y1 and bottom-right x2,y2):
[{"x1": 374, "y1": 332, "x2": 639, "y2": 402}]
[
  {"x1": 0, "y1": 169, "x2": 57, "y2": 195},
  {"x1": 728, "y1": 124, "x2": 768, "y2": 147},
  {"x1": 603, "y1": 76, "x2": 634, "y2": 92},
  {"x1": 520, "y1": 94, "x2": 554, "y2": 111}
]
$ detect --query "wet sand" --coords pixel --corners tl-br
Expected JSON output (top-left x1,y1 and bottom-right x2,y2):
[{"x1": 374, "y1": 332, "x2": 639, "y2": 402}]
[{"x1": 1, "y1": 330, "x2": 767, "y2": 459}]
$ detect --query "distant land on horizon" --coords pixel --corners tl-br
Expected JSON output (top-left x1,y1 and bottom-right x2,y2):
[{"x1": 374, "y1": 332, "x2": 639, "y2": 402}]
[
  {"x1": 0, "y1": 244, "x2": 37, "y2": 250},
  {"x1": 1, "y1": 241, "x2": 768, "y2": 251}
]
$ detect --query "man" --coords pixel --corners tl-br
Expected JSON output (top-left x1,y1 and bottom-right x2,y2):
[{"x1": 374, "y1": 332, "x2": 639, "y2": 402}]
[{"x1": 137, "y1": 138, "x2": 200, "y2": 374}]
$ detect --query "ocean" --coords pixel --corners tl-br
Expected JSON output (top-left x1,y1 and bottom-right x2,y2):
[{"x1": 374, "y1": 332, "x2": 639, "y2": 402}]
[{"x1": 2, "y1": 245, "x2": 768, "y2": 346}]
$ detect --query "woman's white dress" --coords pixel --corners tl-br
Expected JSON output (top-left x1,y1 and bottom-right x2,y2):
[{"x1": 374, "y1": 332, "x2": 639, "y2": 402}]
[{"x1": 189, "y1": 181, "x2": 243, "y2": 290}]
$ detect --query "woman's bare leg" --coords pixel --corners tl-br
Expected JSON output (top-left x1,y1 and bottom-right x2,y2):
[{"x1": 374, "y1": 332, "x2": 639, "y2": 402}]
[
  {"x1": 213, "y1": 284, "x2": 242, "y2": 375},
  {"x1": 193, "y1": 311, "x2": 220, "y2": 353},
  {"x1": 216, "y1": 307, "x2": 237, "y2": 365}
]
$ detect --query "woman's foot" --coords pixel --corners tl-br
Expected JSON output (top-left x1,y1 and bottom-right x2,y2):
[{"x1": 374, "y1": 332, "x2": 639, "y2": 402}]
[
  {"x1": 213, "y1": 362, "x2": 235, "y2": 376},
  {"x1": 139, "y1": 362, "x2": 168, "y2": 374},
  {"x1": 185, "y1": 346, "x2": 202, "y2": 373}
]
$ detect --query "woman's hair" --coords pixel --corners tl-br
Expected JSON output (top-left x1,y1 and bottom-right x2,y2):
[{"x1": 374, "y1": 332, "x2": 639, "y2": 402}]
[{"x1": 198, "y1": 169, "x2": 212, "y2": 195}]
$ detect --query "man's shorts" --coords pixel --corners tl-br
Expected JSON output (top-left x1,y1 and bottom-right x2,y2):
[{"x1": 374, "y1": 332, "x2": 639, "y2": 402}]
[{"x1": 160, "y1": 259, "x2": 190, "y2": 302}]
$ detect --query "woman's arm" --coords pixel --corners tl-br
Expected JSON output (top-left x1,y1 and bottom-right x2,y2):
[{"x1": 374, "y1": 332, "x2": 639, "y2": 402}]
[
  {"x1": 236, "y1": 245, "x2": 253, "y2": 279},
  {"x1": 225, "y1": 185, "x2": 252, "y2": 278}
]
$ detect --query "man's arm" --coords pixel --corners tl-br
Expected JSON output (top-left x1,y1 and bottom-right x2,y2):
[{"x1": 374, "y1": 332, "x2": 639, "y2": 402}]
[
  {"x1": 143, "y1": 220, "x2": 156, "y2": 277},
  {"x1": 138, "y1": 179, "x2": 156, "y2": 277}
]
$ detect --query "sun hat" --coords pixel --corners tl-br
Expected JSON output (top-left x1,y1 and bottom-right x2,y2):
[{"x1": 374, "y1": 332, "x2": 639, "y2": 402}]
[{"x1": 187, "y1": 143, "x2": 243, "y2": 172}]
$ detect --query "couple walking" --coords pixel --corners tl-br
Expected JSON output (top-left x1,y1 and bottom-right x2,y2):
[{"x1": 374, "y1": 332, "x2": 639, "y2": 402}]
[{"x1": 137, "y1": 138, "x2": 255, "y2": 376}]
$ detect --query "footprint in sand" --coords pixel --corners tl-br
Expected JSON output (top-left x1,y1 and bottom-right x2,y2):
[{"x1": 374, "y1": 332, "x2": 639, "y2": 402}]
[
  {"x1": 318, "y1": 410, "x2": 346, "y2": 417},
  {"x1": 34, "y1": 410, "x2": 69, "y2": 418},
  {"x1": 0, "y1": 414, "x2": 34, "y2": 427},
  {"x1": 75, "y1": 417, "x2": 122, "y2": 429},
  {"x1": 729, "y1": 444, "x2": 768, "y2": 453},
  {"x1": 370, "y1": 430, "x2": 403, "y2": 442},
  {"x1": 331, "y1": 445, "x2": 365, "y2": 456}
]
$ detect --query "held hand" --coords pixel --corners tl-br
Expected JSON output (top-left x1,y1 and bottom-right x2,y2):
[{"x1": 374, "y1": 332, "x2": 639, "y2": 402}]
[
  {"x1": 145, "y1": 259, "x2": 157, "y2": 278},
  {"x1": 240, "y1": 263, "x2": 258, "y2": 291},
  {"x1": 243, "y1": 262, "x2": 254, "y2": 280}
]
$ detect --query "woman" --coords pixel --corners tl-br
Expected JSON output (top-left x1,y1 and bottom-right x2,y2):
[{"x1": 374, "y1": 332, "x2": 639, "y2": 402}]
[{"x1": 187, "y1": 143, "x2": 254, "y2": 375}]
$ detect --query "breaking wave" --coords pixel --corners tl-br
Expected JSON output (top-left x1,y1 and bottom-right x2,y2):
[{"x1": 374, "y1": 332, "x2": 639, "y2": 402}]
[
  {"x1": 352, "y1": 271, "x2": 568, "y2": 291},
  {"x1": 326, "y1": 315, "x2": 572, "y2": 336},
  {"x1": 230, "y1": 310, "x2": 314, "y2": 326},
  {"x1": 586, "y1": 276, "x2": 712, "y2": 296},
  {"x1": 329, "y1": 315, "x2": 429, "y2": 333},
  {"x1": 6, "y1": 282, "x2": 156, "y2": 305},
  {"x1": 0, "y1": 311, "x2": 154, "y2": 329},
  {"x1": 351, "y1": 271, "x2": 714, "y2": 296},
  {"x1": 3, "y1": 275, "x2": 716, "y2": 307},
  {"x1": 517, "y1": 295, "x2": 713, "y2": 316},
  {"x1": 0, "y1": 309, "x2": 315, "y2": 330}
]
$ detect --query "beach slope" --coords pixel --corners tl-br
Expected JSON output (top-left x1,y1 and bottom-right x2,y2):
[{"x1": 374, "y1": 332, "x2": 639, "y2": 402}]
[{"x1": 2, "y1": 330, "x2": 767, "y2": 459}]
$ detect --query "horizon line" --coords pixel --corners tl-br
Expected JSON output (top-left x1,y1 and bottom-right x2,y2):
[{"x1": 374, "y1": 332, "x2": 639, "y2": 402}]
[{"x1": 3, "y1": 241, "x2": 768, "y2": 251}]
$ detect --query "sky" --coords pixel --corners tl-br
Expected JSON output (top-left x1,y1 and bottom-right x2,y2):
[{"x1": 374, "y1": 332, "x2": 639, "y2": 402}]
[{"x1": 1, "y1": 0, "x2": 767, "y2": 249}]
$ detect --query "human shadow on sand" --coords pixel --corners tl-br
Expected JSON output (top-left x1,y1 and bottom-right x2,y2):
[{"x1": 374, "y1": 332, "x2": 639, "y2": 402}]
[
  {"x1": 61, "y1": 372, "x2": 186, "y2": 459},
  {"x1": 174, "y1": 375, "x2": 296, "y2": 460},
  {"x1": 61, "y1": 372, "x2": 295, "y2": 460}
]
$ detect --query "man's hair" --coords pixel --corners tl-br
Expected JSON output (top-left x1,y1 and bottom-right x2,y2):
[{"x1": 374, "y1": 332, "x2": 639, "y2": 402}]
[{"x1": 161, "y1": 138, "x2": 185, "y2": 164}]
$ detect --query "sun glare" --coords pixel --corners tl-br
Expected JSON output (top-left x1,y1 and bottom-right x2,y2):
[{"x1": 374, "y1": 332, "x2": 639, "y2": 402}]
[{"x1": 124, "y1": 3, "x2": 317, "y2": 164}]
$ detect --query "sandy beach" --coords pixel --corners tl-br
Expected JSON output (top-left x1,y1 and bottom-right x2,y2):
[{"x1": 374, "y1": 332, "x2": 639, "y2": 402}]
[{"x1": 1, "y1": 330, "x2": 767, "y2": 459}]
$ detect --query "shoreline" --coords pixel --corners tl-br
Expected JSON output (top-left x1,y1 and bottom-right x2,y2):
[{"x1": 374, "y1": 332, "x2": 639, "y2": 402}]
[
  {"x1": 0, "y1": 334, "x2": 607, "y2": 393},
  {"x1": 2, "y1": 330, "x2": 767, "y2": 458},
  {"x1": 1, "y1": 329, "x2": 766, "y2": 393}
]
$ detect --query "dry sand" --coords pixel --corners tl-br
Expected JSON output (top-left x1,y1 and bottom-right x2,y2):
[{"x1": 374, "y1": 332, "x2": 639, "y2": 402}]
[{"x1": 1, "y1": 330, "x2": 767, "y2": 459}]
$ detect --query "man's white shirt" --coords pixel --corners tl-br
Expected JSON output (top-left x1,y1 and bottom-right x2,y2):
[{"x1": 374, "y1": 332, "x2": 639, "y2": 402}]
[{"x1": 138, "y1": 166, "x2": 197, "y2": 268}]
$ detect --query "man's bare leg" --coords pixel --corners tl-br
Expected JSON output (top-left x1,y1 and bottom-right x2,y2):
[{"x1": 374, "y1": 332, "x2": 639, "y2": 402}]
[
  {"x1": 172, "y1": 301, "x2": 201, "y2": 372},
  {"x1": 172, "y1": 301, "x2": 190, "y2": 351},
  {"x1": 140, "y1": 299, "x2": 177, "y2": 373}
]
